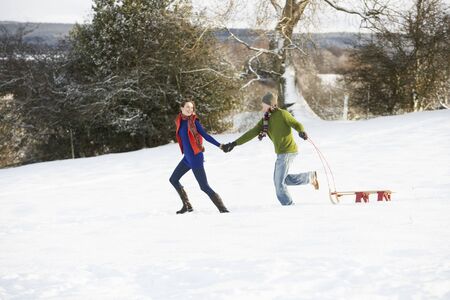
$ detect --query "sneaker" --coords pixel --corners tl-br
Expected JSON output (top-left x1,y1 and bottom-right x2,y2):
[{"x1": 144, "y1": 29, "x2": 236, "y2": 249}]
[{"x1": 310, "y1": 171, "x2": 319, "y2": 190}]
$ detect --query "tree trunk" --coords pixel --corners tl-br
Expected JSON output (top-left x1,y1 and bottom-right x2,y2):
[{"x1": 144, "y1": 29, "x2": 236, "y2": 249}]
[
  {"x1": 69, "y1": 128, "x2": 75, "y2": 159},
  {"x1": 271, "y1": 0, "x2": 314, "y2": 115}
]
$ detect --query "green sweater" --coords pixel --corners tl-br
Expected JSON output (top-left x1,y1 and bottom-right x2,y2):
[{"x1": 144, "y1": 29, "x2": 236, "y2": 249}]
[{"x1": 235, "y1": 108, "x2": 305, "y2": 154}]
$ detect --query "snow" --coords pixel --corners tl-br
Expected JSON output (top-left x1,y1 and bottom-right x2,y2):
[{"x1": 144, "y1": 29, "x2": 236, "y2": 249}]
[
  {"x1": 283, "y1": 65, "x2": 319, "y2": 120},
  {"x1": 1, "y1": 109, "x2": 450, "y2": 299},
  {"x1": 318, "y1": 74, "x2": 342, "y2": 87}
]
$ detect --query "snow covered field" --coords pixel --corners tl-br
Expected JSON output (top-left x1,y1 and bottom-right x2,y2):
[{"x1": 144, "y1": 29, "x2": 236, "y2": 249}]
[{"x1": 1, "y1": 109, "x2": 449, "y2": 299}]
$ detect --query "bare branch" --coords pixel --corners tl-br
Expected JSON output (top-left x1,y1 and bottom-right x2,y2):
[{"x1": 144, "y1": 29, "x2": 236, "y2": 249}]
[
  {"x1": 240, "y1": 51, "x2": 264, "y2": 90},
  {"x1": 225, "y1": 27, "x2": 282, "y2": 59},
  {"x1": 0, "y1": 77, "x2": 26, "y2": 89},
  {"x1": 198, "y1": 78, "x2": 220, "y2": 89},
  {"x1": 439, "y1": 101, "x2": 449, "y2": 109},
  {"x1": 284, "y1": 43, "x2": 307, "y2": 55},
  {"x1": 203, "y1": 0, "x2": 237, "y2": 25},
  {"x1": 321, "y1": 0, "x2": 390, "y2": 30},
  {"x1": 119, "y1": 114, "x2": 141, "y2": 122},
  {"x1": 182, "y1": 27, "x2": 210, "y2": 52},
  {"x1": 270, "y1": 0, "x2": 283, "y2": 15},
  {"x1": 260, "y1": 69, "x2": 283, "y2": 77},
  {"x1": 180, "y1": 68, "x2": 235, "y2": 79},
  {"x1": 321, "y1": 0, "x2": 369, "y2": 19}
]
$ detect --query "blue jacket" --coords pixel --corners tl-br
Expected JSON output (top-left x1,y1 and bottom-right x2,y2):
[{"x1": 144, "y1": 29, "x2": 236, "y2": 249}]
[{"x1": 178, "y1": 118, "x2": 220, "y2": 169}]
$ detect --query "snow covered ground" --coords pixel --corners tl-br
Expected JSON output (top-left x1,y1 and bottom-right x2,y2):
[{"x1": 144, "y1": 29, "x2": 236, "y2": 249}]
[
  {"x1": 1, "y1": 109, "x2": 449, "y2": 300},
  {"x1": 317, "y1": 74, "x2": 342, "y2": 86}
]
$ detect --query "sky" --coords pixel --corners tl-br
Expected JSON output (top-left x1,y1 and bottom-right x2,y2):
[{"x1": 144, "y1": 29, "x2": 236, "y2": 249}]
[
  {"x1": 0, "y1": 0, "x2": 94, "y2": 24},
  {"x1": 0, "y1": 0, "x2": 437, "y2": 32},
  {"x1": 1, "y1": 0, "x2": 450, "y2": 32}
]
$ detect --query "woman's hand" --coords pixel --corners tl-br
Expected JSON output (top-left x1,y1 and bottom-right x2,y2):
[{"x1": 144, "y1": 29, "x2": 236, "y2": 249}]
[{"x1": 221, "y1": 142, "x2": 237, "y2": 153}]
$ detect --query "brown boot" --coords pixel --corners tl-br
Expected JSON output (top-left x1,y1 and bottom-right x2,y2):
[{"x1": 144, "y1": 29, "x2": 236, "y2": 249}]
[
  {"x1": 209, "y1": 193, "x2": 229, "y2": 213},
  {"x1": 310, "y1": 171, "x2": 319, "y2": 190},
  {"x1": 175, "y1": 187, "x2": 193, "y2": 214}
]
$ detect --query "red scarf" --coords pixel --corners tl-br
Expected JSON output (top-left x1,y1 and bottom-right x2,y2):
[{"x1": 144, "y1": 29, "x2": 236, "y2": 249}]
[{"x1": 176, "y1": 113, "x2": 204, "y2": 154}]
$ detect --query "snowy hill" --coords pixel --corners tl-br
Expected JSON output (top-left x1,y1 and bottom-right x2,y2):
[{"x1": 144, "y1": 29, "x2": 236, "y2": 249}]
[{"x1": 1, "y1": 109, "x2": 449, "y2": 299}]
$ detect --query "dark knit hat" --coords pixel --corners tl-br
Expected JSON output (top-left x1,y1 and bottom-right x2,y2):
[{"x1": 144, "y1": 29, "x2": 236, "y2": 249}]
[{"x1": 261, "y1": 92, "x2": 276, "y2": 106}]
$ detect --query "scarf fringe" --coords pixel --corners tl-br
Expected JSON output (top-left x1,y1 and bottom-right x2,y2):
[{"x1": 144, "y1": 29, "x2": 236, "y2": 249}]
[{"x1": 258, "y1": 106, "x2": 277, "y2": 140}]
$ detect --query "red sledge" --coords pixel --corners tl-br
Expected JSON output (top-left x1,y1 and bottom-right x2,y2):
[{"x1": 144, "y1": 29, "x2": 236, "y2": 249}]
[
  {"x1": 330, "y1": 190, "x2": 392, "y2": 204},
  {"x1": 308, "y1": 139, "x2": 393, "y2": 205}
]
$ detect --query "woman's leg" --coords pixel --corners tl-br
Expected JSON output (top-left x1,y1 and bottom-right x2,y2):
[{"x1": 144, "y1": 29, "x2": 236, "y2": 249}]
[
  {"x1": 169, "y1": 159, "x2": 191, "y2": 189},
  {"x1": 192, "y1": 166, "x2": 229, "y2": 213},
  {"x1": 191, "y1": 166, "x2": 215, "y2": 197},
  {"x1": 169, "y1": 160, "x2": 193, "y2": 214}
]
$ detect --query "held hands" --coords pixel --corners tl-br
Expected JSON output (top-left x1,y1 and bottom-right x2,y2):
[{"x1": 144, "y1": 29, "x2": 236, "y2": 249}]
[
  {"x1": 298, "y1": 131, "x2": 308, "y2": 140},
  {"x1": 220, "y1": 141, "x2": 237, "y2": 153}
]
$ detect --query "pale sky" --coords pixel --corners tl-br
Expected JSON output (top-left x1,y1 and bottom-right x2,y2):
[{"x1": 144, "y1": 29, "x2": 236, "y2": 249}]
[
  {"x1": 0, "y1": 0, "x2": 368, "y2": 32},
  {"x1": 1, "y1": 0, "x2": 449, "y2": 32},
  {"x1": 0, "y1": 0, "x2": 94, "y2": 24}
]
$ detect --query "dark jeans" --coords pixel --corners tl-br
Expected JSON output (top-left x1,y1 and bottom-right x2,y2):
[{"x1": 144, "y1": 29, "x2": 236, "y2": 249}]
[{"x1": 169, "y1": 160, "x2": 216, "y2": 197}]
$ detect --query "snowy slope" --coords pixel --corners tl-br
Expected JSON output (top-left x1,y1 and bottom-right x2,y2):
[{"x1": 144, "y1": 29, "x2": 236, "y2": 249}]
[{"x1": 1, "y1": 109, "x2": 449, "y2": 300}]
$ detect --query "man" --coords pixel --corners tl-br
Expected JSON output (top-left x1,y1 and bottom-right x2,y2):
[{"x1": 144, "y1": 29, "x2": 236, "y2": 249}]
[{"x1": 222, "y1": 92, "x2": 319, "y2": 205}]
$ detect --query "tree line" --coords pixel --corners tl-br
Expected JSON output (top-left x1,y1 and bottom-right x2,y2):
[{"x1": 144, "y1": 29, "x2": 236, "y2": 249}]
[
  {"x1": 286, "y1": 0, "x2": 450, "y2": 120},
  {"x1": 0, "y1": 0, "x2": 241, "y2": 167},
  {"x1": 1, "y1": 0, "x2": 448, "y2": 168},
  {"x1": 345, "y1": 0, "x2": 450, "y2": 116}
]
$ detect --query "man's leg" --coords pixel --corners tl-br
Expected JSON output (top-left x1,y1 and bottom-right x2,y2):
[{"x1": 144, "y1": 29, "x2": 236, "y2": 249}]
[
  {"x1": 285, "y1": 172, "x2": 311, "y2": 185},
  {"x1": 286, "y1": 169, "x2": 319, "y2": 190},
  {"x1": 273, "y1": 153, "x2": 295, "y2": 205},
  {"x1": 282, "y1": 153, "x2": 318, "y2": 188}
]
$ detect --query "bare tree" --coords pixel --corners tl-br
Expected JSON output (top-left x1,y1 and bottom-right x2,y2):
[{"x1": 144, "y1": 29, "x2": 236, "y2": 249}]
[
  {"x1": 195, "y1": 0, "x2": 389, "y2": 109},
  {"x1": 404, "y1": 0, "x2": 450, "y2": 111},
  {"x1": 345, "y1": 0, "x2": 450, "y2": 114}
]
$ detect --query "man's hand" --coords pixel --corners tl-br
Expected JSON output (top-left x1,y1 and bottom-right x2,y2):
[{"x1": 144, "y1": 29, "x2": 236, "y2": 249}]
[
  {"x1": 221, "y1": 141, "x2": 237, "y2": 153},
  {"x1": 299, "y1": 131, "x2": 308, "y2": 140}
]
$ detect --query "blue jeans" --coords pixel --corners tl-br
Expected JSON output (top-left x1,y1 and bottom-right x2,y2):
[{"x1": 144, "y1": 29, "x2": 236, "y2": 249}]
[
  {"x1": 274, "y1": 153, "x2": 311, "y2": 205},
  {"x1": 169, "y1": 160, "x2": 216, "y2": 197}
]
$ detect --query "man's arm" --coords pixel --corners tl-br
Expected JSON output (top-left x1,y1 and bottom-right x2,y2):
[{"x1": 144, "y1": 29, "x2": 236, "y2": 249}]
[
  {"x1": 235, "y1": 119, "x2": 263, "y2": 146},
  {"x1": 283, "y1": 110, "x2": 304, "y2": 133},
  {"x1": 282, "y1": 110, "x2": 309, "y2": 140}
]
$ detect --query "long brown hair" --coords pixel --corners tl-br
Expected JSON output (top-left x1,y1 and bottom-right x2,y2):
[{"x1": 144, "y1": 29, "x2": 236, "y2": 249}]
[{"x1": 180, "y1": 98, "x2": 196, "y2": 112}]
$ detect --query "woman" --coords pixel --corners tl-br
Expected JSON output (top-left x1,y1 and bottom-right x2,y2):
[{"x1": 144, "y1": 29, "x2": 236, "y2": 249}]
[{"x1": 169, "y1": 100, "x2": 229, "y2": 214}]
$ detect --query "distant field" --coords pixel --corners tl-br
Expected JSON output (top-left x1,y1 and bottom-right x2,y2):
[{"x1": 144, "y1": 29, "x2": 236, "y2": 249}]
[
  {"x1": 0, "y1": 21, "x2": 73, "y2": 44},
  {"x1": 1, "y1": 21, "x2": 365, "y2": 47}
]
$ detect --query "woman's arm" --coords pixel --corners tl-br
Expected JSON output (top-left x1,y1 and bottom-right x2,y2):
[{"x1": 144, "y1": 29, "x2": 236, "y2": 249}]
[{"x1": 195, "y1": 120, "x2": 221, "y2": 147}]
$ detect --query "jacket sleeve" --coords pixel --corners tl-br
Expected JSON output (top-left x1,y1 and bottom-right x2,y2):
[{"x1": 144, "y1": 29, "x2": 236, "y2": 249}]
[
  {"x1": 195, "y1": 120, "x2": 221, "y2": 147},
  {"x1": 235, "y1": 119, "x2": 263, "y2": 145},
  {"x1": 283, "y1": 110, "x2": 305, "y2": 133}
]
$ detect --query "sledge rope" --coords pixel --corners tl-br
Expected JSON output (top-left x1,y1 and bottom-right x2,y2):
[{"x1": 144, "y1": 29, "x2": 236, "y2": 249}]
[{"x1": 307, "y1": 138, "x2": 338, "y2": 203}]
